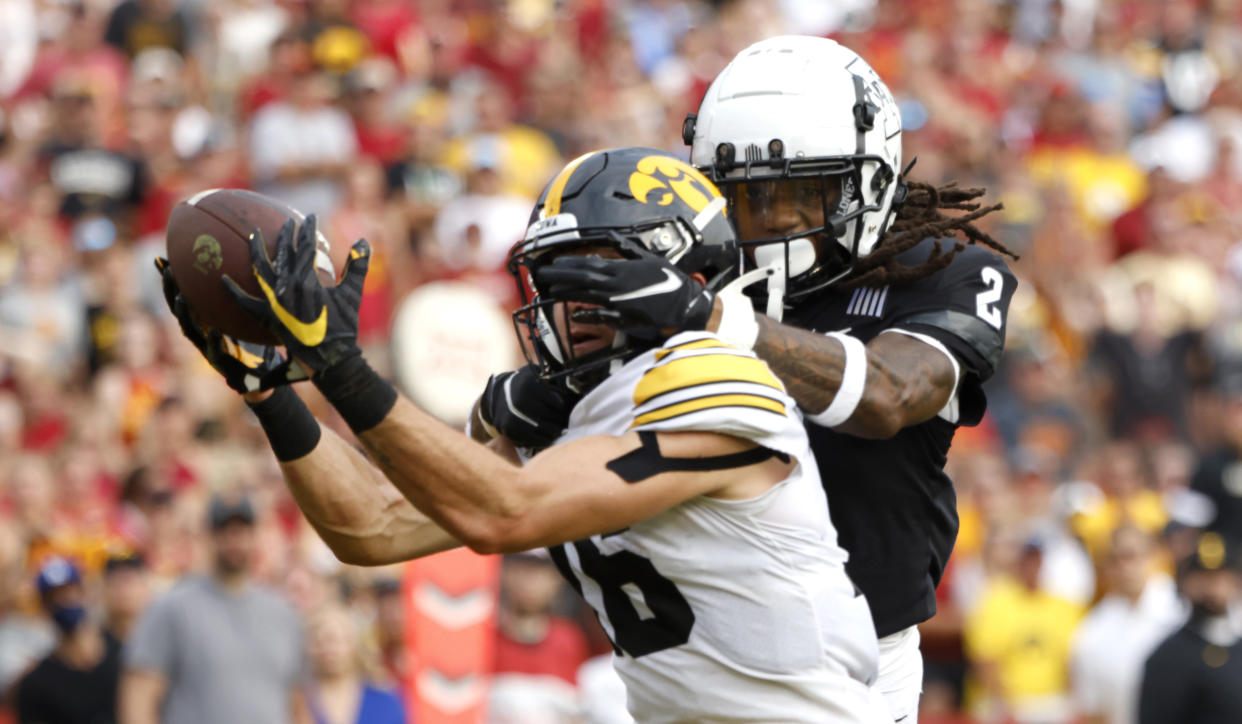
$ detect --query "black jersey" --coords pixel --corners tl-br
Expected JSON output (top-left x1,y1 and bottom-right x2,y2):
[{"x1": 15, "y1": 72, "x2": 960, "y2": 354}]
[
  {"x1": 1138, "y1": 622, "x2": 1242, "y2": 724},
  {"x1": 784, "y1": 239, "x2": 1016, "y2": 637},
  {"x1": 15, "y1": 633, "x2": 122, "y2": 724}
]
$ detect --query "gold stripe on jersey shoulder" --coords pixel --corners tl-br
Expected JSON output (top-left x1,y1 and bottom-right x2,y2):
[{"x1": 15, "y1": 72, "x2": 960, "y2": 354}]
[
  {"x1": 635, "y1": 351, "x2": 782, "y2": 406},
  {"x1": 652, "y1": 337, "x2": 728, "y2": 361},
  {"x1": 542, "y1": 151, "x2": 597, "y2": 217},
  {"x1": 631, "y1": 392, "x2": 786, "y2": 428}
]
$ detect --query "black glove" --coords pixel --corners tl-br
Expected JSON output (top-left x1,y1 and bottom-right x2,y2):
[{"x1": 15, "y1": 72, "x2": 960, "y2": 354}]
[
  {"x1": 154, "y1": 257, "x2": 306, "y2": 393},
  {"x1": 533, "y1": 248, "x2": 714, "y2": 340},
  {"x1": 222, "y1": 216, "x2": 371, "y2": 376},
  {"x1": 478, "y1": 365, "x2": 579, "y2": 451}
]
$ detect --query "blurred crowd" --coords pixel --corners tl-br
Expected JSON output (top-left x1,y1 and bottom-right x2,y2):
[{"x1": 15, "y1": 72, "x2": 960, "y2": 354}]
[{"x1": 3, "y1": 0, "x2": 1242, "y2": 723}]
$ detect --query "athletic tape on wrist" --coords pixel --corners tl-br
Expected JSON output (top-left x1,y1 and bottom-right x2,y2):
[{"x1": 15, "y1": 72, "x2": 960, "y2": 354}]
[
  {"x1": 806, "y1": 332, "x2": 866, "y2": 428},
  {"x1": 248, "y1": 387, "x2": 321, "y2": 462},
  {"x1": 313, "y1": 355, "x2": 398, "y2": 434}
]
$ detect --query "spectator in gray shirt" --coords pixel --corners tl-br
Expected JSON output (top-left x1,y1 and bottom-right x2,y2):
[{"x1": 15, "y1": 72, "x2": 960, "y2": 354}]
[{"x1": 118, "y1": 494, "x2": 308, "y2": 724}]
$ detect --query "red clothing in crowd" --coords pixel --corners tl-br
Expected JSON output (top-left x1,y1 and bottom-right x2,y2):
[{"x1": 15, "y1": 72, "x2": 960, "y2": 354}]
[
  {"x1": 493, "y1": 618, "x2": 590, "y2": 685},
  {"x1": 351, "y1": 0, "x2": 419, "y2": 62},
  {"x1": 353, "y1": 119, "x2": 406, "y2": 164}
]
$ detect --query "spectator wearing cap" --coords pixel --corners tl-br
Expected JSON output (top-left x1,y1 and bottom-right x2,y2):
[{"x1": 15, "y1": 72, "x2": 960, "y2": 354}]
[
  {"x1": 15, "y1": 556, "x2": 123, "y2": 724},
  {"x1": 1138, "y1": 532, "x2": 1242, "y2": 724},
  {"x1": 119, "y1": 495, "x2": 308, "y2": 724},
  {"x1": 1070, "y1": 525, "x2": 1184, "y2": 724},
  {"x1": 102, "y1": 553, "x2": 149, "y2": 643},
  {"x1": 963, "y1": 536, "x2": 1085, "y2": 724},
  {"x1": 103, "y1": 0, "x2": 189, "y2": 60},
  {"x1": 1188, "y1": 368, "x2": 1242, "y2": 544}
]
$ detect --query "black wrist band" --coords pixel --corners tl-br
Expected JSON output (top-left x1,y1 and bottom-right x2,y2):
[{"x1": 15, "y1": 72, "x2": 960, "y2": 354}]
[
  {"x1": 248, "y1": 386, "x2": 321, "y2": 462},
  {"x1": 313, "y1": 355, "x2": 398, "y2": 434}
]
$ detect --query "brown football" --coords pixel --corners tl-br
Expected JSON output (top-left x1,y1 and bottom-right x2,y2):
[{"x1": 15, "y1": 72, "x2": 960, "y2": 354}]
[{"x1": 165, "y1": 188, "x2": 346, "y2": 344}]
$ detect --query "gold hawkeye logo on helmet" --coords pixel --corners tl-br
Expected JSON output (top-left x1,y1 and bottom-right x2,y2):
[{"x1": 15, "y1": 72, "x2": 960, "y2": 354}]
[{"x1": 628, "y1": 156, "x2": 725, "y2": 219}]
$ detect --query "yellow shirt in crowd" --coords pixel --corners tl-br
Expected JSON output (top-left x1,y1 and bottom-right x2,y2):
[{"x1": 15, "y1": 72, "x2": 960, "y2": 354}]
[
  {"x1": 1072, "y1": 490, "x2": 1169, "y2": 562},
  {"x1": 964, "y1": 577, "x2": 1085, "y2": 715},
  {"x1": 442, "y1": 125, "x2": 563, "y2": 200}
]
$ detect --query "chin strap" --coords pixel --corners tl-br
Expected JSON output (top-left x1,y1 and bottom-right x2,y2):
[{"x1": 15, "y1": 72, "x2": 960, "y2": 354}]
[
  {"x1": 712, "y1": 256, "x2": 787, "y2": 350},
  {"x1": 763, "y1": 261, "x2": 787, "y2": 321},
  {"x1": 692, "y1": 196, "x2": 728, "y2": 231},
  {"x1": 608, "y1": 331, "x2": 628, "y2": 375}
]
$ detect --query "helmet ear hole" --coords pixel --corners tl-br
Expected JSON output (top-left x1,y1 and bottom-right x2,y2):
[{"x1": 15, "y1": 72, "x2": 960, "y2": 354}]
[
  {"x1": 870, "y1": 164, "x2": 894, "y2": 193},
  {"x1": 892, "y1": 180, "x2": 909, "y2": 207}
]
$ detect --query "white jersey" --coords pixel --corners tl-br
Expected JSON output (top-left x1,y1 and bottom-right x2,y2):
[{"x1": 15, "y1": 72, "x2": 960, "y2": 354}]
[{"x1": 549, "y1": 331, "x2": 884, "y2": 724}]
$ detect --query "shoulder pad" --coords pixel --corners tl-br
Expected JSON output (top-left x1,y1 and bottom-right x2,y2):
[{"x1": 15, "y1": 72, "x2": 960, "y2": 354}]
[{"x1": 633, "y1": 335, "x2": 787, "y2": 428}]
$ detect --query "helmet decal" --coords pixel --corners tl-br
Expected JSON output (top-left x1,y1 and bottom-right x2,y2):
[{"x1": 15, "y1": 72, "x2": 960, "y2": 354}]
[
  {"x1": 542, "y1": 151, "x2": 599, "y2": 218},
  {"x1": 628, "y1": 155, "x2": 725, "y2": 220},
  {"x1": 511, "y1": 147, "x2": 741, "y2": 388}
]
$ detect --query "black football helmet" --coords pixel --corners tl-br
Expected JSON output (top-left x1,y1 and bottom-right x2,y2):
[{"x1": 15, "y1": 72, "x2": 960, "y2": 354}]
[{"x1": 509, "y1": 146, "x2": 740, "y2": 389}]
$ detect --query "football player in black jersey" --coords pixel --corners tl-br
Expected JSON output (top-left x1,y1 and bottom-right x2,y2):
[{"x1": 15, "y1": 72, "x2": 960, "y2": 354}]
[{"x1": 474, "y1": 36, "x2": 1018, "y2": 723}]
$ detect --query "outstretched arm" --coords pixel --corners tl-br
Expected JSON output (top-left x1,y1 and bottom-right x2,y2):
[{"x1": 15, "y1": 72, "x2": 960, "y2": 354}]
[
  {"x1": 277, "y1": 419, "x2": 461, "y2": 565},
  {"x1": 356, "y1": 395, "x2": 792, "y2": 554},
  {"x1": 247, "y1": 390, "x2": 461, "y2": 565},
  {"x1": 751, "y1": 316, "x2": 957, "y2": 438},
  {"x1": 219, "y1": 217, "x2": 790, "y2": 555},
  {"x1": 531, "y1": 251, "x2": 969, "y2": 439},
  {"x1": 153, "y1": 252, "x2": 457, "y2": 566}
]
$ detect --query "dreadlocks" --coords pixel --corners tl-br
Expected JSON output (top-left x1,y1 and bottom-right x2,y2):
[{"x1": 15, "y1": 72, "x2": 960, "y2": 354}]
[{"x1": 841, "y1": 180, "x2": 1018, "y2": 290}]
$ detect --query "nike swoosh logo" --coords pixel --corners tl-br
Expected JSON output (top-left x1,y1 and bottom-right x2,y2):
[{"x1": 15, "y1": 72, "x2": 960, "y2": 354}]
[
  {"x1": 254, "y1": 269, "x2": 327, "y2": 346},
  {"x1": 609, "y1": 269, "x2": 682, "y2": 302}
]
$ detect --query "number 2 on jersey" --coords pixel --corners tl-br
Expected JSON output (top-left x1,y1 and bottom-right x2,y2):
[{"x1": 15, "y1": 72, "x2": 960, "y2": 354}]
[
  {"x1": 975, "y1": 267, "x2": 1005, "y2": 329},
  {"x1": 549, "y1": 539, "x2": 695, "y2": 658}
]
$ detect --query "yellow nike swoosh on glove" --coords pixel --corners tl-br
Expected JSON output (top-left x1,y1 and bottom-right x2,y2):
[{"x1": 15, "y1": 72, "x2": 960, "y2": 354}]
[{"x1": 254, "y1": 270, "x2": 327, "y2": 346}]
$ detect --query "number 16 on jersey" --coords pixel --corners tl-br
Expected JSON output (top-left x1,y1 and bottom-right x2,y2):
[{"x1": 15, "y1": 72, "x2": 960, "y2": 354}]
[{"x1": 549, "y1": 537, "x2": 696, "y2": 658}]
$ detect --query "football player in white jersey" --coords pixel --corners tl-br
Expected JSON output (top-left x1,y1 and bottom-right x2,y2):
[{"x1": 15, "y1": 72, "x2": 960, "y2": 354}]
[
  {"x1": 155, "y1": 147, "x2": 887, "y2": 723},
  {"x1": 495, "y1": 38, "x2": 1021, "y2": 724}
]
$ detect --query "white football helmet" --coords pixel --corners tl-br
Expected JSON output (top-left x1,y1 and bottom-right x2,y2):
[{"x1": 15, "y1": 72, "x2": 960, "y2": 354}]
[{"x1": 687, "y1": 35, "x2": 905, "y2": 299}]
